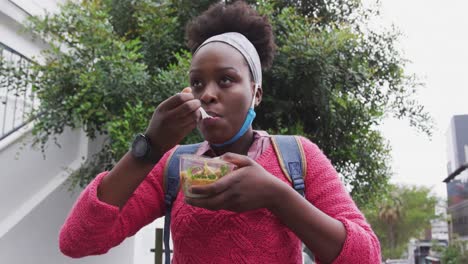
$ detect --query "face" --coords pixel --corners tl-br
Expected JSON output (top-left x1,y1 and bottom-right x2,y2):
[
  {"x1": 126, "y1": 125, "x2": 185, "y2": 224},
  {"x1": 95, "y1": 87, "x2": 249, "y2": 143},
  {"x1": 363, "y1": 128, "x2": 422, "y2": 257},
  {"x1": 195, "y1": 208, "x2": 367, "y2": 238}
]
[{"x1": 189, "y1": 42, "x2": 262, "y2": 144}]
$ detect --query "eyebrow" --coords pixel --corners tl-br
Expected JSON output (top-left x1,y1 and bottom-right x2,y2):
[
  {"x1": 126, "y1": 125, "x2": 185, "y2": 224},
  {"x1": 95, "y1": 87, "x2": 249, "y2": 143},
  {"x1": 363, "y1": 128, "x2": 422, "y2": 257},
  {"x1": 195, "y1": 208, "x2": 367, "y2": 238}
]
[{"x1": 189, "y1": 67, "x2": 239, "y2": 73}]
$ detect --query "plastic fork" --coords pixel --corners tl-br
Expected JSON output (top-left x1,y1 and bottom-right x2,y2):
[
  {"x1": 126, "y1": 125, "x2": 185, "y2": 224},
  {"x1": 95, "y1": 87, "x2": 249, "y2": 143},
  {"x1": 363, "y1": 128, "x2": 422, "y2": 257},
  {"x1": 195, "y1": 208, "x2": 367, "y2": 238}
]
[{"x1": 199, "y1": 107, "x2": 212, "y2": 119}]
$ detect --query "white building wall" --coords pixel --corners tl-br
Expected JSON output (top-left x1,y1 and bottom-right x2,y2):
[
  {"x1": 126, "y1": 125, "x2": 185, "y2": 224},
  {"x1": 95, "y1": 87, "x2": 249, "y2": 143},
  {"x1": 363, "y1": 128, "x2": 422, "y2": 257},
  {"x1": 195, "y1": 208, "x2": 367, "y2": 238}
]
[
  {"x1": 0, "y1": 175, "x2": 135, "y2": 264},
  {"x1": 465, "y1": 145, "x2": 468, "y2": 163},
  {"x1": 0, "y1": 1, "x2": 49, "y2": 62},
  {"x1": 431, "y1": 203, "x2": 449, "y2": 241},
  {"x1": 0, "y1": 126, "x2": 82, "y2": 236},
  {"x1": 446, "y1": 120, "x2": 458, "y2": 174},
  {"x1": 0, "y1": 125, "x2": 140, "y2": 264}
]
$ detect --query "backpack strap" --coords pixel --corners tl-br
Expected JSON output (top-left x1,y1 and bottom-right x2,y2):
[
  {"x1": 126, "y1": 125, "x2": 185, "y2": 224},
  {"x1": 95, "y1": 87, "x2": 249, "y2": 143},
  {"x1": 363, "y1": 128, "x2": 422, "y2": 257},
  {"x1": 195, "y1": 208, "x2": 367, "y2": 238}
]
[
  {"x1": 163, "y1": 143, "x2": 201, "y2": 264},
  {"x1": 270, "y1": 135, "x2": 307, "y2": 196}
]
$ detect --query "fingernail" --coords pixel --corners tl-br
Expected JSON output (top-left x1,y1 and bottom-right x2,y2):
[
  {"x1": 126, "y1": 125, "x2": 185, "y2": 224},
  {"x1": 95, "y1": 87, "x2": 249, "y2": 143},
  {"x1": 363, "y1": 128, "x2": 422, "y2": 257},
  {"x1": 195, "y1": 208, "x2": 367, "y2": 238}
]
[{"x1": 182, "y1": 87, "x2": 192, "y2": 93}]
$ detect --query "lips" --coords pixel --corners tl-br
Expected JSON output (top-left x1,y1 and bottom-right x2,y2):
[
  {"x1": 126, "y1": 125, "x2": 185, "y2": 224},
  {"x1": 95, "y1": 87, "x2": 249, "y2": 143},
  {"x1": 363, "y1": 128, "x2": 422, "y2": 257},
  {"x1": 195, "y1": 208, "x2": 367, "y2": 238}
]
[
  {"x1": 205, "y1": 111, "x2": 222, "y2": 118},
  {"x1": 201, "y1": 116, "x2": 220, "y2": 126}
]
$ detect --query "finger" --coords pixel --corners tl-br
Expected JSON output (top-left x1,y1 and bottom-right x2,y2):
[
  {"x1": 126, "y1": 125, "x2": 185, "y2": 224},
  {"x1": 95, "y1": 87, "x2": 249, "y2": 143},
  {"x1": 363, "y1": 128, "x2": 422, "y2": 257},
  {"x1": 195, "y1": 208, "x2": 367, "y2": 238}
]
[
  {"x1": 194, "y1": 108, "x2": 202, "y2": 122},
  {"x1": 178, "y1": 110, "x2": 201, "y2": 127},
  {"x1": 178, "y1": 114, "x2": 200, "y2": 131},
  {"x1": 181, "y1": 87, "x2": 192, "y2": 93},
  {"x1": 220, "y1": 152, "x2": 253, "y2": 168},
  {"x1": 169, "y1": 99, "x2": 201, "y2": 119},
  {"x1": 159, "y1": 91, "x2": 194, "y2": 111},
  {"x1": 174, "y1": 108, "x2": 200, "y2": 129}
]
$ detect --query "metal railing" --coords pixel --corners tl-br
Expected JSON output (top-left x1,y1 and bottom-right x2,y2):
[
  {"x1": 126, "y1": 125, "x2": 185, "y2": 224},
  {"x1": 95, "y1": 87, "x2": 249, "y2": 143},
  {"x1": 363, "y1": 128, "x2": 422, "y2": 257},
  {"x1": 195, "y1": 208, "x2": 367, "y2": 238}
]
[
  {"x1": 150, "y1": 228, "x2": 164, "y2": 264},
  {"x1": 0, "y1": 42, "x2": 37, "y2": 141}
]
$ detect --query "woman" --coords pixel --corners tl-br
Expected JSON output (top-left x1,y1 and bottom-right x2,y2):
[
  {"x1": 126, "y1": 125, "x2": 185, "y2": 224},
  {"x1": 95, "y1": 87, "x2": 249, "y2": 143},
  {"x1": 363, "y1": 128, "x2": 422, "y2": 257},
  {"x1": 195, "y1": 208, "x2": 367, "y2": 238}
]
[{"x1": 59, "y1": 2, "x2": 381, "y2": 263}]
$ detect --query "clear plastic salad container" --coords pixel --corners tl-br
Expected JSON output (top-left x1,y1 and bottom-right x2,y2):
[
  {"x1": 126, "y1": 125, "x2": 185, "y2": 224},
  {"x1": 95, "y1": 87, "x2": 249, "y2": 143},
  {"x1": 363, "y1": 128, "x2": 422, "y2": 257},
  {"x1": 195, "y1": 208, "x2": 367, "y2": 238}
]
[{"x1": 179, "y1": 154, "x2": 236, "y2": 198}]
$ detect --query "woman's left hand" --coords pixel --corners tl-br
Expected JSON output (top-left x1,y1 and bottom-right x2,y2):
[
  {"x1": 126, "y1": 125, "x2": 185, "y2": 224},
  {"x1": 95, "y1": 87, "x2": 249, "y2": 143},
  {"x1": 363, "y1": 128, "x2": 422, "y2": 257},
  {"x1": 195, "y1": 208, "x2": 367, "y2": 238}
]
[{"x1": 185, "y1": 152, "x2": 284, "y2": 213}]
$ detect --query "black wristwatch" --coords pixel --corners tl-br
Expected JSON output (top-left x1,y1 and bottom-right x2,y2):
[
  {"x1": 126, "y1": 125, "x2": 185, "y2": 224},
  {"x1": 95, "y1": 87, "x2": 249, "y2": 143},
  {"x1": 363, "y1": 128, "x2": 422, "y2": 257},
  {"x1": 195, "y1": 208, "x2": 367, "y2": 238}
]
[{"x1": 131, "y1": 133, "x2": 159, "y2": 163}]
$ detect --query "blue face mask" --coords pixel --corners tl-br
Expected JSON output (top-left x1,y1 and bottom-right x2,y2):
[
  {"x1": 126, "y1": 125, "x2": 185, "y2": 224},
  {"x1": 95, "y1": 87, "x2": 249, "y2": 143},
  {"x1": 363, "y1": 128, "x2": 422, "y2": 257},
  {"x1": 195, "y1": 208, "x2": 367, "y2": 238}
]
[{"x1": 211, "y1": 84, "x2": 259, "y2": 147}]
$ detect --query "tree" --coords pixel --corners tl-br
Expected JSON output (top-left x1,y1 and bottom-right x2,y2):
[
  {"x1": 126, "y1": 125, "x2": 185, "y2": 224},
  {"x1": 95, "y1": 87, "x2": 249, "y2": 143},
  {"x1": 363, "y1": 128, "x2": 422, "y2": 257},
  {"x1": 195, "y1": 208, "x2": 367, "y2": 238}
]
[
  {"x1": 378, "y1": 193, "x2": 402, "y2": 254},
  {"x1": 0, "y1": 0, "x2": 432, "y2": 207},
  {"x1": 363, "y1": 184, "x2": 439, "y2": 259}
]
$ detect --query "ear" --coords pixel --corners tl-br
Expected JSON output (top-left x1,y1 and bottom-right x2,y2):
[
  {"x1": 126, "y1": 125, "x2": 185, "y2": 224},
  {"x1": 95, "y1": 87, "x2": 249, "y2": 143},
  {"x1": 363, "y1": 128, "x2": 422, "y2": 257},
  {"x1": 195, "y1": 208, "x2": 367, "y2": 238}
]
[{"x1": 253, "y1": 84, "x2": 263, "y2": 107}]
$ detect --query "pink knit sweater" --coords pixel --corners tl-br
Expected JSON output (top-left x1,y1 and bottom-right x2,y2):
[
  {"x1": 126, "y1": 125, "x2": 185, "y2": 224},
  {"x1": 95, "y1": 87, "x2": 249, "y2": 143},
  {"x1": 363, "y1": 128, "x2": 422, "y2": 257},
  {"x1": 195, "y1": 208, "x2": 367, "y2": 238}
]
[{"x1": 59, "y1": 137, "x2": 381, "y2": 263}]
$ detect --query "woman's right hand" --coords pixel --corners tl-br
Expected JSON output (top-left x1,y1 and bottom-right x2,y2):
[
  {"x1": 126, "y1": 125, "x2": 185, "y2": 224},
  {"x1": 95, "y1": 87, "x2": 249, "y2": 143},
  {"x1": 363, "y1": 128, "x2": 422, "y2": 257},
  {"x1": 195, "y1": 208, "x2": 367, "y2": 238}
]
[
  {"x1": 97, "y1": 88, "x2": 199, "y2": 208},
  {"x1": 145, "y1": 87, "x2": 201, "y2": 156}
]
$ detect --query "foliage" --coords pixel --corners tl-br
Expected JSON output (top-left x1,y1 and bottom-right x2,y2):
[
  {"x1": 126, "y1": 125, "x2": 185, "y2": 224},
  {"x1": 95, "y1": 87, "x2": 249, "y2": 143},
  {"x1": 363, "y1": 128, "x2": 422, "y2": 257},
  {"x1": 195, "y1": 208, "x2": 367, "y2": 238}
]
[
  {"x1": 442, "y1": 239, "x2": 468, "y2": 264},
  {"x1": 0, "y1": 0, "x2": 432, "y2": 207},
  {"x1": 25, "y1": 0, "x2": 150, "y2": 144},
  {"x1": 432, "y1": 235, "x2": 468, "y2": 264},
  {"x1": 363, "y1": 184, "x2": 439, "y2": 259},
  {"x1": 256, "y1": 2, "x2": 431, "y2": 206}
]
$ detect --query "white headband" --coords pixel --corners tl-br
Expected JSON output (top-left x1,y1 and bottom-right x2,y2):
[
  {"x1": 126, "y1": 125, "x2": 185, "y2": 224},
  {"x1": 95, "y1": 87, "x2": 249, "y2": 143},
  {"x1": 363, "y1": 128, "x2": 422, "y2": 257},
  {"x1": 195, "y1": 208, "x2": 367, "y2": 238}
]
[{"x1": 193, "y1": 32, "x2": 262, "y2": 87}]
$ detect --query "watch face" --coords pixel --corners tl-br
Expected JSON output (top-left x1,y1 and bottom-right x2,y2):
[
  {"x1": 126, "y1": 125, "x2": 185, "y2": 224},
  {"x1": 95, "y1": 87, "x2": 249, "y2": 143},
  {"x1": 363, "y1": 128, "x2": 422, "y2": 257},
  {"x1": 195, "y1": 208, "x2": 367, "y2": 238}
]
[{"x1": 133, "y1": 136, "x2": 149, "y2": 158}]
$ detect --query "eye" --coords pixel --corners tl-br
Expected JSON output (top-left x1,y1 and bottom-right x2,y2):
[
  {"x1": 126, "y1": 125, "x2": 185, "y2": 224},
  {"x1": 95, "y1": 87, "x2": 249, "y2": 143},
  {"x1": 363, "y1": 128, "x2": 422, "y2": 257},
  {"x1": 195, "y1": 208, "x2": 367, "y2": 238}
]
[
  {"x1": 191, "y1": 79, "x2": 203, "y2": 90},
  {"x1": 219, "y1": 76, "x2": 233, "y2": 87}
]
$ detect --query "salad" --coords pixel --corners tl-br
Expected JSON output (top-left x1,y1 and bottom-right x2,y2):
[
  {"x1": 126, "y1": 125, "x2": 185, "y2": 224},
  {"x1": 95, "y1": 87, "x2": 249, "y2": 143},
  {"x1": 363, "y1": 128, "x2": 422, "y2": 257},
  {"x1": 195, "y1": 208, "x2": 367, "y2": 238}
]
[
  {"x1": 181, "y1": 162, "x2": 229, "y2": 184},
  {"x1": 179, "y1": 155, "x2": 235, "y2": 197}
]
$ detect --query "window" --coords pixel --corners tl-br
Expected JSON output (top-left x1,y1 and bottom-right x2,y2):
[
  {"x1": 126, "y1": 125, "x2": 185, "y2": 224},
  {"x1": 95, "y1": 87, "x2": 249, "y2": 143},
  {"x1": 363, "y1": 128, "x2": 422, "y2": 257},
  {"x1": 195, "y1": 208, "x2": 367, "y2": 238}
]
[{"x1": 0, "y1": 42, "x2": 36, "y2": 140}]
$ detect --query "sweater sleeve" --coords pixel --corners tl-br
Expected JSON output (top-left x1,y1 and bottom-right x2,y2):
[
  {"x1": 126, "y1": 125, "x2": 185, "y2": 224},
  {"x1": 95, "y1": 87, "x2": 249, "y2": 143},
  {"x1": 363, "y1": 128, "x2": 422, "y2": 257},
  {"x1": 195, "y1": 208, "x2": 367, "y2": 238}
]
[
  {"x1": 59, "y1": 149, "x2": 175, "y2": 258},
  {"x1": 299, "y1": 137, "x2": 381, "y2": 264}
]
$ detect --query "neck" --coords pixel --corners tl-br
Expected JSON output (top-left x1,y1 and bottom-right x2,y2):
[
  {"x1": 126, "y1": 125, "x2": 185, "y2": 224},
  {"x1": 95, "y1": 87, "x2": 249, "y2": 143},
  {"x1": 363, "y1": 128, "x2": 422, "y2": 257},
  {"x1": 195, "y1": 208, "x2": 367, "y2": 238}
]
[{"x1": 211, "y1": 128, "x2": 254, "y2": 156}]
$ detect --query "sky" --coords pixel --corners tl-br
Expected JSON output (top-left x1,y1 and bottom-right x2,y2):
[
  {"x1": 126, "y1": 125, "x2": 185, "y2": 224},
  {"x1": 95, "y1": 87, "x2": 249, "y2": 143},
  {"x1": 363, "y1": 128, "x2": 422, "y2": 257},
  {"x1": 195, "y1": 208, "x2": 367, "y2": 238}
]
[{"x1": 362, "y1": 0, "x2": 468, "y2": 198}]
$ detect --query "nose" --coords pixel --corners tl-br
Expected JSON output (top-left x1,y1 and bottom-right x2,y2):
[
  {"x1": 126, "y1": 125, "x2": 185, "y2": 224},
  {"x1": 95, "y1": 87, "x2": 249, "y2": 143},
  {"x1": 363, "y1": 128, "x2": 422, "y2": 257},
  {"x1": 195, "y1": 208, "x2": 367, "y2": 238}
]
[{"x1": 199, "y1": 81, "x2": 218, "y2": 105}]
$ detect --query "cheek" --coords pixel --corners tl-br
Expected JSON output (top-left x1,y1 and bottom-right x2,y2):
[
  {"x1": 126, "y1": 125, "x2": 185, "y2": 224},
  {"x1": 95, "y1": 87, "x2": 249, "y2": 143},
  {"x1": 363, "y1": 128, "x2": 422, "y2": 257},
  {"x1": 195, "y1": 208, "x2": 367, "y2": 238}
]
[
  {"x1": 226, "y1": 83, "x2": 253, "y2": 109},
  {"x1": 224, "y1": 95, "x2": 250, "y2": 120}
]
